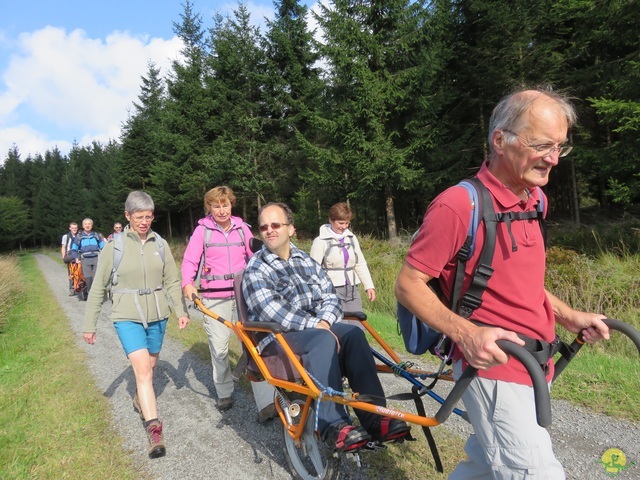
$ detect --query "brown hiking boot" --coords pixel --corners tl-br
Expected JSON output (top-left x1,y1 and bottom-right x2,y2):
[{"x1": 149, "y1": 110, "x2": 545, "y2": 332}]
[
  {"x1": 145, "y1": 420, "x2": 166, "y2": 459},
  {"x1": 133, "y1": 393, "x2": 144, "y2": 420},
  {"x1": 217, "y1": 396, "x2": 234, "y2": 411},
  {"x1": 257, "y1": 403, "x2": 278, "y2": 423}
]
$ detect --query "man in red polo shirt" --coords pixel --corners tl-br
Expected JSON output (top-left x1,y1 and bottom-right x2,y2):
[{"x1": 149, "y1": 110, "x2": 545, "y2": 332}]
[{"x1": 395, "y1": 88, "x2": 610, "y2": 479}]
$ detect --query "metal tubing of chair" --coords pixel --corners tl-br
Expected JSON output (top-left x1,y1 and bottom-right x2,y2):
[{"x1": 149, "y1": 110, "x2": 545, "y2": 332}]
[
  {"x1": 192, "y1": 295, "x2": 233, "y2": 328},
  {"x1": 363, "y1": 321, "x2": 404, "y2": 364}
]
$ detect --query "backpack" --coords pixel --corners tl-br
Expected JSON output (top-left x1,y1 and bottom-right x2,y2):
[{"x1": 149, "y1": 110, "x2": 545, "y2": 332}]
[
  {"x1": 320, "y1": 235, "x2": 359, "y2": 283},
  {"x1": 63, "y1": 233, "x2": 79, "y2": 263},
  {"x1": 195, "y1": 223, "x2": 249, "y2": 286},
  {"x1": 397, "y1": 177, "x2": 545, "y2": 357},
  {"x1": 75, "y1": 231, "x2": 102, "y2": 256}
]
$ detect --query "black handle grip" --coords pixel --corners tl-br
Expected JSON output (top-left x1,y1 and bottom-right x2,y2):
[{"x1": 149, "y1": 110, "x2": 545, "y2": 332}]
[
  {"x1": 554, "y1": 318, "x2": 640, "y2": 381},
  {"x1": 603, "y1": 318, "x2": 640, "y2": 352},
  {"x1": 435, "y1": 363, "x2": 478, "y2": 424},
  {"x1": 497, "y1": 340, "x2": 552, "y2": 427},
  {"x1": 435, "y1": 340, "x2": 552, "y2": 427}
]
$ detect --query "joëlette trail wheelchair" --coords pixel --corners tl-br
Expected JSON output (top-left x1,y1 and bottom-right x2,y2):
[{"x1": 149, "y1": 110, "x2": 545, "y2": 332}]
[
  {"x1": 191, "y1": 244, "x2": 640, "y2": 480},
  {"x1": 68, "y1": 260, "x2": 88, "y2": 301}
]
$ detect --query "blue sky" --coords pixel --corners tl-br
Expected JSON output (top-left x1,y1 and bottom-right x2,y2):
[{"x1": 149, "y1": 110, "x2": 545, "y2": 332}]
[{"x1": 0, "y1": 0, "x2": 319, "y2": 159}]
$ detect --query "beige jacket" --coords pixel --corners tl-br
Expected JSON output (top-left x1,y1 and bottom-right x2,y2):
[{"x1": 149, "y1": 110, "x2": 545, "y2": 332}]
[{"x1": 309, "y1": 224, "x2": 374, "y2": 290}]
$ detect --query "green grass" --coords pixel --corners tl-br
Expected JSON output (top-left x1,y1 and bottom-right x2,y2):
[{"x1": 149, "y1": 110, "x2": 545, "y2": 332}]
[
  {"x1": 0, "y1": 254, "x2": 144, "y2": 480},
  {"x1": 551, "y1": 351, "x2": 640, "y2": 420}
]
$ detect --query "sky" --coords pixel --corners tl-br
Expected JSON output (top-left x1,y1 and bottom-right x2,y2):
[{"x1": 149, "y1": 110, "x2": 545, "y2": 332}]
[{"x1": 0, "y1": 0, "x2": 319, "y2": 160}]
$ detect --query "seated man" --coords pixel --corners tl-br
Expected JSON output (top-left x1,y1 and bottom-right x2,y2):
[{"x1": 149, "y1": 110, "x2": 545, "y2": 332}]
[{"x1": 242, "y1": 202, "x2": 410, "y2": 453}]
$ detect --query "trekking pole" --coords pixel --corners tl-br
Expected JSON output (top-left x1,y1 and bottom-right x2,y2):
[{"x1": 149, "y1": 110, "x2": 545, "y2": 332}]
[{"x1": 553, "y1": 318, "x2": 640, "y2": 382}]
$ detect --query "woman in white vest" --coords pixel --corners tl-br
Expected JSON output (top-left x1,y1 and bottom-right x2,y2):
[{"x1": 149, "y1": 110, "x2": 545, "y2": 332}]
[{"x1": 310, "y1": 203, "x2": 376, "y2": 319}]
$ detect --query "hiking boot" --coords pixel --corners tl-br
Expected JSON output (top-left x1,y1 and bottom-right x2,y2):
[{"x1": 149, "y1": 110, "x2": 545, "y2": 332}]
[
  {"x1": 133, "y1": 393, "x2": 144, "y2": 420},
  {"x1": 145, "y1": 420, "x2": 166, "y2": 459},
  {"x1": 369, "y1": 417, "x2": 411, "y2": 444},
  {"x1": 257, "y1": 403, "x2": 278, "y2": 423},
  {"x1": 324, "y1": 423, "x2": 370, "y2": 453},
  {"x1": 217, "y1": 397, "x2": 234, "y2": 411}
]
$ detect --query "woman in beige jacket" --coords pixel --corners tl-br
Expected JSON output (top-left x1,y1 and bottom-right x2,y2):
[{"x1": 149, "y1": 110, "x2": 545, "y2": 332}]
[
  {"x1": 83, "y1": 191, "x2": 189, "y2": 460},
  {"x1": 310, "y1": 202, "x2": 375, "y2": 316}
]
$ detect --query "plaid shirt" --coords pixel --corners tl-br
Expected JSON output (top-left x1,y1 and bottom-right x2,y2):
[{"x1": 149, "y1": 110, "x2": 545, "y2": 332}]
[{"x1": 242, "y1": 243, "x2": 342, "y2": 352}]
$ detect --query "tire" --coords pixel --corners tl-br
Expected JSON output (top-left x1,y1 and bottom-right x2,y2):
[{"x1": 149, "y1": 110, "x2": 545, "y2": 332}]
[
  {"x1": 282, "y1": 402, "x2": 340, "y2": 480},
  {"x1": 81, "y1": 287, "x2": 88, "y2": 301}
]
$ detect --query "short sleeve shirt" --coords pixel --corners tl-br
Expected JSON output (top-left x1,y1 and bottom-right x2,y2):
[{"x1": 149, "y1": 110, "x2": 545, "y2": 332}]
[{"x1": 406, "y1": 162, "x2": 555, "y2": 385}]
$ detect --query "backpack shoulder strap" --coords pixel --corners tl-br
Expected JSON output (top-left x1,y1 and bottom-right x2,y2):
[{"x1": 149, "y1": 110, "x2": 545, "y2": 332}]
[
  {"x1": 110, "y1": 232, "x2": 125, "y2": 287},
  {"x1": 154, "y1": 232, "x2": 166, "y2": 265},
  {"x1": 456, "y1": 178, "x2": 497, "y2": 318}
]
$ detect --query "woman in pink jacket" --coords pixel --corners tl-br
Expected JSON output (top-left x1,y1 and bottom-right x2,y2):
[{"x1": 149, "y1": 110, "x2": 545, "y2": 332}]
[{"x1": 182, "y1": 186, "x2": 275, "y2": 420}]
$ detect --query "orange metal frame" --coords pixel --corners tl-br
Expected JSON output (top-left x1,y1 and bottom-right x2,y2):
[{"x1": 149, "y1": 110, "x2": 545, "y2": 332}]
[{"x1": 192, "y1": 297, "x2": 454, "y2": 445}]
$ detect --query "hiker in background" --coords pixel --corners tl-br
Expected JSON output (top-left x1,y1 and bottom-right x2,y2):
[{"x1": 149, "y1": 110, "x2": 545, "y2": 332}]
[
  {"x1": 181, "y1": 186, "x2": 276, "y2": 421},
  {"x1": 82, "y1": 190, "x2": 189, "y2": 459},
  {"x1": 243, "y1": 202, "x2": 411, "y2": 452},
  {"x1": 395, "y1": 88, "x2": 610, "y2": 479},
  {"x1": 107, "y1": 222, "x2": 123, "y2": 241},
  {"x1": 310, "y1": 202, "x2": 375, "y2": 325},
  {"x1": 71, "y1": 218, "x2": 104, "y2": 298},
  {"x1": 61, "y1": 222, "x2": 79, "y2": 295}
]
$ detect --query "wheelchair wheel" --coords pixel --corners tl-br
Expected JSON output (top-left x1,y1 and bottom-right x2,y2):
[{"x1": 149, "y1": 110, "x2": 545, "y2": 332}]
[
  {"x1": 282, "y1": 401, "x2": 339, "y2": 480},
  {"x1": 80, "y1": 287, "x2": 88, "y2": 301}
]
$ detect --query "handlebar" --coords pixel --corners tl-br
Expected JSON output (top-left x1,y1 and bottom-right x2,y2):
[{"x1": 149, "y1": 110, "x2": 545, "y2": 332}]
[
  {"x1": 553, "y1": 318, "x2": 640, "y2": 381},
  {"x1": 435, "y1": 318, "x2": 640, "y2": 427},
  {"x1": 435, "y1": 339, "x2": 552, "y2": 427}
]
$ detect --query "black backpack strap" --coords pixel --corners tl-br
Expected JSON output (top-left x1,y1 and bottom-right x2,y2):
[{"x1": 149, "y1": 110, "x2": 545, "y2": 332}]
[{"x1": 457, "y1": 178, "x2": 496, "y2": 319}]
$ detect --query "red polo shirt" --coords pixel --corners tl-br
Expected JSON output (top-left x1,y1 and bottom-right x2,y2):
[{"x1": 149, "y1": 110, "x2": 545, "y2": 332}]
[{"x1": 406, "y1": 162, "x2": 555, "y2": 385}]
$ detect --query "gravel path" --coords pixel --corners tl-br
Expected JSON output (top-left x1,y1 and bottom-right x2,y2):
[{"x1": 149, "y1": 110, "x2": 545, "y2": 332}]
[{"x1": 37, "y1": 254, "x2": 639, "y2": 479}]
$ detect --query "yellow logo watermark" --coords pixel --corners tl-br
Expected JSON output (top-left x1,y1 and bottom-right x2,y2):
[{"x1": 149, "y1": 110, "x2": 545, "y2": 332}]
[{"x1": 598, "y1": 448, "x2": 636, "y2": 477}]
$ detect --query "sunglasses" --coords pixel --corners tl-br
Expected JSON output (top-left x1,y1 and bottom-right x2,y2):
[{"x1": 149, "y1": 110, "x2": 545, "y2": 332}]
[{"x1": 258, "y1": 222, "x2": 289, "y2": 232}]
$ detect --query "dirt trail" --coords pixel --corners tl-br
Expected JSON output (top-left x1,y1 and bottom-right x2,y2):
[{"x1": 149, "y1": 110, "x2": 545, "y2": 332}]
[{"x1": 36, "y1": 254, "x2": 639, "y2": 479}]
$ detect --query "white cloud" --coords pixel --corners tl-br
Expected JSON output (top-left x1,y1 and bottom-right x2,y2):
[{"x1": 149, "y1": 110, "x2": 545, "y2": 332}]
[{"x1": 0, "y1": 26, "x2": 183, "y2": 158}]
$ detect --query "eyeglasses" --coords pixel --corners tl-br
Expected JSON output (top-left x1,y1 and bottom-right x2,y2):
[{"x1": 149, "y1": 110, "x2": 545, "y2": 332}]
[
  {"x1": 258, "y1": 222, "x2": 289, "y2": 232},
  {"x1": 503, "y1": 129, "x2": 573, "y2": 158},
  {"x1": 131, "y1": 215, "x2": 154, "y2": 222},
  {"x1": 114, "y1": 227, "x2": 123, "y2": 231}
]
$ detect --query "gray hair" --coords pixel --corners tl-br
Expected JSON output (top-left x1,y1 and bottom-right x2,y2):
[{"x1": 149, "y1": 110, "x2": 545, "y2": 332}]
[
  {"x1": 488, "y1": 88, "x2": 577, "y2": 155},
  {"x1": 125, "y1": 191, "x2": 155, "y2": 214}
]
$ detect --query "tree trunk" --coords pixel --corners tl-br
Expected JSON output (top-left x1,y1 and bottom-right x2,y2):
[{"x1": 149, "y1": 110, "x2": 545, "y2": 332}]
[
  {"x1": 166, "y1": 210, "x2": 173, "y2": 240},
  {"x1": 385, "y1": 188, "x2": 397, "y2": 241},
  {"x1": 570, "y1": 158, "x2": 580, "y2": 226}
]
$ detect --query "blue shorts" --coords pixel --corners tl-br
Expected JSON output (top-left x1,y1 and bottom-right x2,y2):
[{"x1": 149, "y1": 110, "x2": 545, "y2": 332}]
[{"x1": 114, "y1": 319, "x2": 168, "y2": 357}]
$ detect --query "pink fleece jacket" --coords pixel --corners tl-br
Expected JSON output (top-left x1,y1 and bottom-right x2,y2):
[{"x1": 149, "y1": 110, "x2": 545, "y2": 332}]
[{"x1": 181, "y1": 215, "x2": 254, "y2": 298}]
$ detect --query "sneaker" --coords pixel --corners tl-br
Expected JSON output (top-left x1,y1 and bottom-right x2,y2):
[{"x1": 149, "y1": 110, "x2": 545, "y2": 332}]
[
  {"x1": 217, "y1": 397, "x2": 234, "y2": 411},
  {"x1": 68, "y1": 290, "x2": 76, "y2": 296},
  {"x1": 145, "y1": 420, "x2": 166, "y2": 459},
  {"x1": 369, "y1": 417, "x2": 411, "y2": 444},
  {"x1": 133, "y1": 393, "x2": 144, "y2": 420},
  {"x1": 257, "y1": 403, "x2": 278, "y2": 423},
  {"x1": 324, "y1": 423, "x2": 370, "y2": 453}
]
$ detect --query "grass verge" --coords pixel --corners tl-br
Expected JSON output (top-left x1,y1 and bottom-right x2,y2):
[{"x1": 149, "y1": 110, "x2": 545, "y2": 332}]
[{"x1": 0, "y1": 254, "x2": 143, "y2": 480}]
